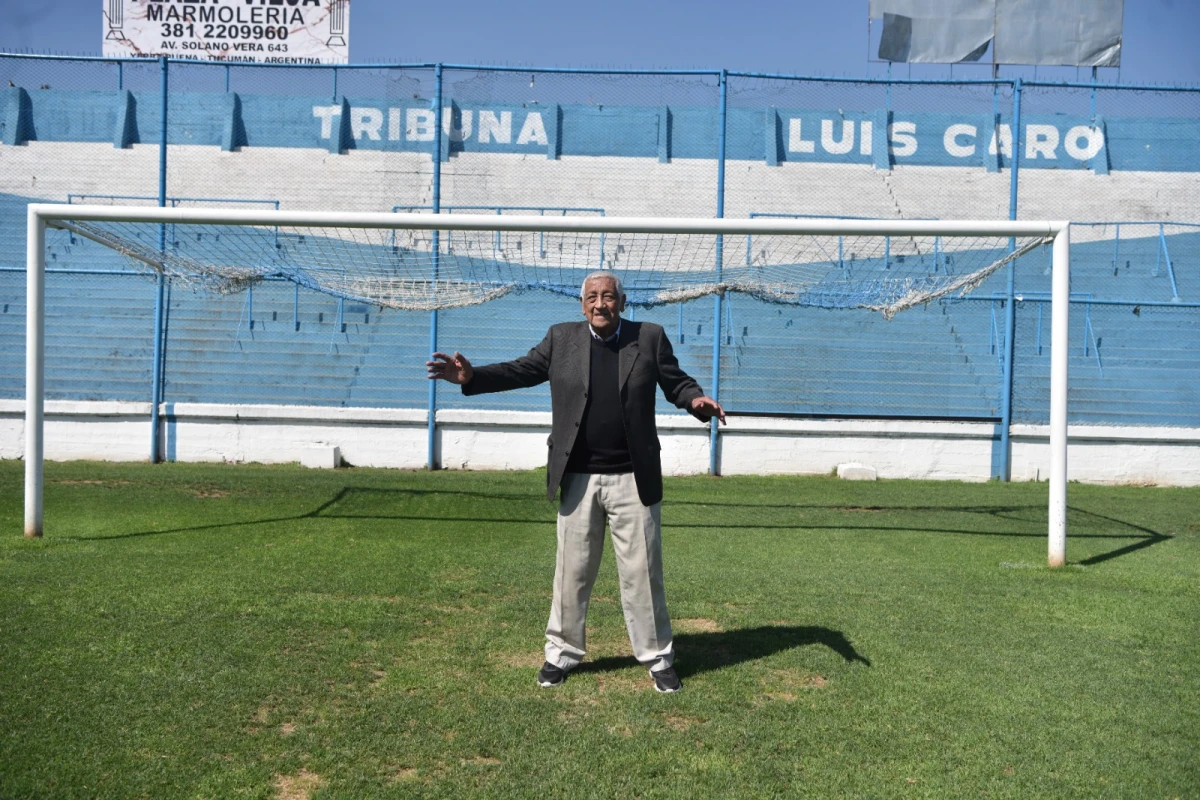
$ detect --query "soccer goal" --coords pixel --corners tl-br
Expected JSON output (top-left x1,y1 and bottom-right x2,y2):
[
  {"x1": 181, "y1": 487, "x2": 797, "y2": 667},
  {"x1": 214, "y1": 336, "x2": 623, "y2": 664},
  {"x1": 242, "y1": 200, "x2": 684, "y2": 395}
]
[{"x1": 22, "y1": 203, "x2": 1071, "y2": 565}]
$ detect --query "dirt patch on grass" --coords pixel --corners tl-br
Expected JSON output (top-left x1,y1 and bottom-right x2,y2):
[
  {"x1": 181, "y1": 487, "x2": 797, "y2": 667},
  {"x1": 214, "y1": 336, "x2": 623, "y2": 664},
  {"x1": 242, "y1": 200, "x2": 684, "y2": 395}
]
[
  {"x1": 389, "y1": 766, "x2": 419, "y2": 783},
  {"x1": 763, "y1": 691, "x2": 799, "y2": 702},
  {"x1": 191, "y1": 488, "x2": 231, "y2": 498},
  {"x1": 675, "y1": 617, "x2": 723, "y2": 633},
  {"x1": 439, "y1": 566, "x2": 479, "y2": 583},
  {"x1": 559, "y1": 691, "x2": 601, "y2": 724},
  {"x1": 461, "y1": 756, "x2": 502, "y2": 767},
  {"x1": 662, "y1": 712, "x2": 704, "y2": 731},
  {"x1": 430, "y1": 603, "x2": 482, "y2": 614},
  {"x1": 761, "y1": 668, "x2": 828, "y2": 698},
  {"x1": 594, "y1": 671, "x2": 645, "y2": 694},
  {"x1": 273, "y1": 769, "x2": 324, "y2": 800},
  {"x1": 795, "y1": 673, "x2": 827, "y2": 689},
  {"x1": 279, "y1": 722, "x2": 296, "y2": 736},
  {"x1": 306, "y1": 593, "x2": 402, "y2": 606},
  {"x1": 495, "y1": 650, "x2": 544, "y2": 669}
]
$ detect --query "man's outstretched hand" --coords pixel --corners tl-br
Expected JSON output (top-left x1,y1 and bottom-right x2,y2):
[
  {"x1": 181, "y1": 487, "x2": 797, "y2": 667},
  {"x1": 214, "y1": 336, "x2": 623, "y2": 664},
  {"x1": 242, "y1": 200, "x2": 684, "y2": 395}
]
[
  {"x1": 426, "y1": 351, "x2": 474, "y2": 385},
  {"x1": 689, "y1": 396, "x2": 726, "y2": 425}
]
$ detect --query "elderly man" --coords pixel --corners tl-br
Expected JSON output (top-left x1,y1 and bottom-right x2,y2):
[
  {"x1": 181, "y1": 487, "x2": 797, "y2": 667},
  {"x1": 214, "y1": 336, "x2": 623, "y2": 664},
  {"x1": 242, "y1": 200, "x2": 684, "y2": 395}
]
[{"x1": 427, "y1": 271, "x2": 724, "y2": 693}]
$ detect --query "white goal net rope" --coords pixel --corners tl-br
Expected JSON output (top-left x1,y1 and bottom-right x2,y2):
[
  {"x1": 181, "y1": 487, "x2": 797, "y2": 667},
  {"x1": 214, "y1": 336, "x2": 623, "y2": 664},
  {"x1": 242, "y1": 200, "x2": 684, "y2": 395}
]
[{"x1": 52, "y1": 217, "x2": 1051, "y2": 318}]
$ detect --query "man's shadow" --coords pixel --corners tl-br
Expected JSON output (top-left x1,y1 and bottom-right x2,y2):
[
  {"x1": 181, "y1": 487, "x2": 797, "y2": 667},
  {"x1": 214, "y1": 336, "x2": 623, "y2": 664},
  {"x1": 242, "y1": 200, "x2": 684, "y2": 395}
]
[{"x1": 575, "y1": 625, "x2": 870, "y2": 679}]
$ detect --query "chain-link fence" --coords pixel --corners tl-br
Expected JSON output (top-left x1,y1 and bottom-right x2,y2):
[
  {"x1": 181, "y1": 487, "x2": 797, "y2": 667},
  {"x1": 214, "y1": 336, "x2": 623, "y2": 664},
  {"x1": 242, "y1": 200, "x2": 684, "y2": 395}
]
[{"x1": 2, "y1": 54, "x2": 1198, "y2": 475}]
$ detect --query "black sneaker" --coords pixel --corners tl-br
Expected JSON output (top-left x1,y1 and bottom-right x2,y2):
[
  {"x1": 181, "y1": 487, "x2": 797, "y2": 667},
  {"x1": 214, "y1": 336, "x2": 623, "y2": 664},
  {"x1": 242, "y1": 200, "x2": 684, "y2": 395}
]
[
  {"x1": 537, "y1": 661, "x2": 568, "y2": 688},
  {"x1": 650, "y1": 666, "x2": 682, "y2": 693}
]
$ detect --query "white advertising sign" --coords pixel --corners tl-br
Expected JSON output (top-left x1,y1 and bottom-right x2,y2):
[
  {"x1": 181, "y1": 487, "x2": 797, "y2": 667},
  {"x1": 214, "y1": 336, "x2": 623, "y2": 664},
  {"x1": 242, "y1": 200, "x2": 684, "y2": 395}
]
[{"x1": 102, "y1": 0, "x2": 350, "y2": 64}]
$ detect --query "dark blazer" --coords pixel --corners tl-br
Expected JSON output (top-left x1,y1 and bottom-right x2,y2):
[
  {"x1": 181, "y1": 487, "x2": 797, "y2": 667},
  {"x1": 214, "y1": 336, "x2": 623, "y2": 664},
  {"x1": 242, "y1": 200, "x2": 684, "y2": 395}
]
[{"x1": 463, "y1": 320, "x2": 704, "y2": 506}]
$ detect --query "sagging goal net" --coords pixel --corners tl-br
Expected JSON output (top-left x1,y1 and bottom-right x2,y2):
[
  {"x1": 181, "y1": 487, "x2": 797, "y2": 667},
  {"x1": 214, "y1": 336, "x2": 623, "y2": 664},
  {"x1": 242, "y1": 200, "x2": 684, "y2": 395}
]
[{"x1": 46, "y1": 207, "x2": 1055, "y2": 319}]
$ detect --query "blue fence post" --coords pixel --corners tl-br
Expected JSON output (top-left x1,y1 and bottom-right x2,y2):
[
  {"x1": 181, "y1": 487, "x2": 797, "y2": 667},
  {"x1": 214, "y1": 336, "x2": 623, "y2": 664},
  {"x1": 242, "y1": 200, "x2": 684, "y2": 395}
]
[
  {"x1": 427, "y1": 64, "x2": 444, "y2": 470},
  {"x1": 710, "y1": 69, "x2": 728, "y2": 476},
  {"x1": 150, "y1": 55, "x2": 169, "y2": 463},
  {"x1": 996, "y1": 77, "x2": 1023, "y2": 480}
]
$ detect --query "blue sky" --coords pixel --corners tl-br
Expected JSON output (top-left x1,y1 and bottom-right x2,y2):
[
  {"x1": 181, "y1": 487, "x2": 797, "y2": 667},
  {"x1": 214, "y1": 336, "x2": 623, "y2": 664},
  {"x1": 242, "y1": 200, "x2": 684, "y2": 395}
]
[{"x1": 3, "y1": 1, "x2": 1198, "y2": 84}]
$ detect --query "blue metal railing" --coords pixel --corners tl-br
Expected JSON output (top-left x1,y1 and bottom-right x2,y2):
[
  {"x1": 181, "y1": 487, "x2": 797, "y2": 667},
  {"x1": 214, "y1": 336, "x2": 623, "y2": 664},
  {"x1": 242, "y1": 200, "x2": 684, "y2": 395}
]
[{"x1": 1071, "y1": 221, "x2": 1197, "y2": 304}]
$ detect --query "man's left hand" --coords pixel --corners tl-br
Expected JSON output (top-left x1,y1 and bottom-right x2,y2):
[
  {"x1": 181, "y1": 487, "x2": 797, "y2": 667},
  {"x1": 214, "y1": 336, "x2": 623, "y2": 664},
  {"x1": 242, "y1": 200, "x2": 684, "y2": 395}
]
[{"x1": 689, "y1": 396, "x2": 726, "y2": 425}]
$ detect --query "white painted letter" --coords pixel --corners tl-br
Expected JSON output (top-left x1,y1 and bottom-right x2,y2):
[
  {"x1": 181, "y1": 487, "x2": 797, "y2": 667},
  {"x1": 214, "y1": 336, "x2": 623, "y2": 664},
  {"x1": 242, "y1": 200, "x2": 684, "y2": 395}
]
[
  {"x1": 859, "y1": 120, "x2": 873, "y2": 155},
  {"x1": 1026, "y1": 124, "x2": 1059, "y2": 159},
  {"x1": 388, "y1": 108, "x2": 402, "y2": 141},
  {"x1": 1064, "y1": 125, "x2": 1104, "y2": 160},
  {"x1": 478, "y1": 110, "x2": 513, "y2": 144},
  {"x1": 788, "y1": 118, "x2": 816, "y2": 153},
  {"x1": 406, "y1": 108, "x2": 434, "y2": 142},
  {"x1": 352, "y1": 107, "x2": 383, "y2": 141},
  {"x1": 944, "y1": 124, "x2": 977, "y2": 158},
  {"x1": 516, "y1": 112, "x2": 548, "y2": 145},
  {"x1": 312, "y1": 105, "x2": 340, "y2": 139},
  {"x1": 821, "y1": 119, "x2": 855, "y2": 155},
  {"x1": 889, "y1": 121, "x2": 917, "y2": 157}
]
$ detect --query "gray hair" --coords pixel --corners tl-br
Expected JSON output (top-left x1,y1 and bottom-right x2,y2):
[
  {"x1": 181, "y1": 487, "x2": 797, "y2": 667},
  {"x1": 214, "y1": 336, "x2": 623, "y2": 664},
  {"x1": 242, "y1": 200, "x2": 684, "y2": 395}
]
[{"x1": 579, "y1": 270, "x2": 624, "y2": 300}]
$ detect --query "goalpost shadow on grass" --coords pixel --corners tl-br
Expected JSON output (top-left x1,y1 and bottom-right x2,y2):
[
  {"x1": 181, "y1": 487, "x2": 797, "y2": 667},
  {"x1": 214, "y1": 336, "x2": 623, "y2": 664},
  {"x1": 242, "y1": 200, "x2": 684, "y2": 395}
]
[
  {"x1": 667, "y1": 498, "x2": 1174, "y2": 566},
  {"x1": 83, "y1": 486, "x2": 1172, "y2": 565},
  {"x1": 575, "y1": 625, "x2": 871, "y2": 679}
]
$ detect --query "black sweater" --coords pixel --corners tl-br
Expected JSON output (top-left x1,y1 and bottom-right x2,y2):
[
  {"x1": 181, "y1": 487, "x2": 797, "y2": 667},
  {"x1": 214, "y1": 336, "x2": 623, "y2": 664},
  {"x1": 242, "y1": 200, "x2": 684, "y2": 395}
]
[{"x1": 564, "y1": 335, "x2": 633, "y2": 474}]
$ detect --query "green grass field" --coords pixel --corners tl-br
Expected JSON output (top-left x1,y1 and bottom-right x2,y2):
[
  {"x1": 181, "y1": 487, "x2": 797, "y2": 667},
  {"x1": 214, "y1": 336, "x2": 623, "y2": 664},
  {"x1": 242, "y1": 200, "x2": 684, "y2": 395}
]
[{"x1": 1, "y1": 459, "x2": 1197, "y2": 799}]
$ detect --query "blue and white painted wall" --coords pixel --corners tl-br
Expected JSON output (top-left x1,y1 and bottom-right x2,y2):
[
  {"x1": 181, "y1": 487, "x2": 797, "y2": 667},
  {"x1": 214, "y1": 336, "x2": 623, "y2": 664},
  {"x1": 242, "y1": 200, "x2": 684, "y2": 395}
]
[{"x1": 2, "y1": 71, "x2": 1198, "y2": 485}]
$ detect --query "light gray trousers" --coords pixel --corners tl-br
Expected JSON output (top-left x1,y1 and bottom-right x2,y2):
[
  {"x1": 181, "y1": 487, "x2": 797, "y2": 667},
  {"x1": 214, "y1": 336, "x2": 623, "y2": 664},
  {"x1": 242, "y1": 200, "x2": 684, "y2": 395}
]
[{"x1": 545, "y1": 471, "x2": 675, "y2": 673}]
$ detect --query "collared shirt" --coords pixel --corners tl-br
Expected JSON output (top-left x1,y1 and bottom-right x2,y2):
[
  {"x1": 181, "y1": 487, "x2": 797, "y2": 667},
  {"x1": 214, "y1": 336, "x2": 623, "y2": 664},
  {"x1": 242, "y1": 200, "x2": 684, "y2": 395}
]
[{"x1": 588, "y1": 319, "x2": 622, "y2": 344}]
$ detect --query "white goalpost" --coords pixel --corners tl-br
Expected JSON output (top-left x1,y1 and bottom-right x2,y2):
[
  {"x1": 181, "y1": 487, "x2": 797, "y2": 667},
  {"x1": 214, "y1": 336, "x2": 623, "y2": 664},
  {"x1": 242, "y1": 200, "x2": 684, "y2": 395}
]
[{"x1": 22, "y1": 202, "x2": 1071, "y2": 566}]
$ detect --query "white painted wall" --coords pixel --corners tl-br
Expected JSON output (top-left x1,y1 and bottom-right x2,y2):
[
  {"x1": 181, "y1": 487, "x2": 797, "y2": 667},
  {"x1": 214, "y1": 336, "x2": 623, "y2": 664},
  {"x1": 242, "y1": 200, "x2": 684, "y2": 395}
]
[
  {"x1": 4, "y1": 143, "x2": 1197, "y2": 226},
  {"x1": 3, "y1": 400, "x2": 1198, "y2": 486}
]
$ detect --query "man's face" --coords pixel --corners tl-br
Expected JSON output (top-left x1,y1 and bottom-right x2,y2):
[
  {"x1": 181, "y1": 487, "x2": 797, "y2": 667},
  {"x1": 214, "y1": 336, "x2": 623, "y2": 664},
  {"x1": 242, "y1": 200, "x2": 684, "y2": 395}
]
[{"x1": 580, "y1": 276, "x2": 625, "y2": 338}]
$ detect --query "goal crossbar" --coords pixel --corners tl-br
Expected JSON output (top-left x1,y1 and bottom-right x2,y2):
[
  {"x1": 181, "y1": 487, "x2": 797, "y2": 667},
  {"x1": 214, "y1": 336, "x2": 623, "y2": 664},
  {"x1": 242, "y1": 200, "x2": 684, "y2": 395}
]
[
  {"x1": 22, "y1": 203, "x2": 1071, "y2": 566},
  {"x1": 31, "y1": 203, "x2": 1064, "y2": 238}
]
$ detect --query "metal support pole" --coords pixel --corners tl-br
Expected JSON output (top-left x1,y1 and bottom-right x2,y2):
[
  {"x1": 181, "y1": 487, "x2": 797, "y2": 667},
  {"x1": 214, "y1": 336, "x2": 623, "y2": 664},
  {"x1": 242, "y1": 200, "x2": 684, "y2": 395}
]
[
  {"x1": 710, "y1": 70, "x2": 728, "y2": 476},
  {"x1": 1048, "y1": 227, "x2": 1070, "y2": 567},
  {"x1": 998, "y1": 77, "x2": 1023, "y2": 480},
  {"x1": 150, "y1": 55, "x2": 169, "y2": 463},
  {"x1": 1089, "y1": 66, "x2": 1097, "y2": 121},
  {"x1": 998, "y1": 260, "x2": 1017, "y2": 479},
  {"x1": 24, "y1": 209, "x2": 46, "y2": 538},
  {"x1": 427, "y1": 64, "x2": 444, "y2": 470}
]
